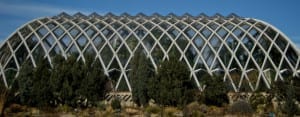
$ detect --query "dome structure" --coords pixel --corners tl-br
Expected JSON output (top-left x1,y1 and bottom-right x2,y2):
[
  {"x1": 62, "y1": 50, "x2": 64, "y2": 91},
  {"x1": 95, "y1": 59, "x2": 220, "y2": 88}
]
[{"x1": 0, "y1": 12, "x2": 299, "y2": 92}]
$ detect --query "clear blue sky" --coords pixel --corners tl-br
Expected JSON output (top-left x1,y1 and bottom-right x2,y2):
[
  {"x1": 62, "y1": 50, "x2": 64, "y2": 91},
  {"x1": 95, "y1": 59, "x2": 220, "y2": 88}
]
[{"x1": 0, "y1": 0, "x2": 300, "y2": 48}]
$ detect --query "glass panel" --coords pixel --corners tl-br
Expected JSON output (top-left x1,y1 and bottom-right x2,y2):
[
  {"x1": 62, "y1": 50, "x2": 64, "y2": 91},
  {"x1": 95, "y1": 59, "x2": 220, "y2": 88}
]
[
  {"x1": 275, "y1": 35, "x2": 288, "y2": 51},
  {"x1": 233, "y1": 27, "x2": 244, "y2": 38},
  {"x1": 93, "y1": 34, "x2": 105, "y2": 50},
  {"x1": 43, "y1": 34, "x2": 56, "y2": 49},
  {"x1": 86, "y1": 27, "x2": 97, "y2": 38},
  {"x1": 201, "y1": 27, "x2": 212, "y2": 38},
  {"x1": 20, "y1": 26, "x2": 32, "y2": 38},
  {"x1": 242, "y1": 35, "x2": 255, "y2": 51},
  {"x1": 117, "y1": 45, "x2": 130, "y2": 66},
  {"x1": 159, "y1": 22, "x2": 170, "y2": 30},
  {"x1": 26, "y1": 34, "x2": 39, "y2": 50},
  {"x1": 128, "y1": 22, "x2": 138, "y2": 30},
  {"x1": 184, "y1": 28, "x2": 196, "y2": 38},
  {"x1": 118, "y1": 27, "x2": 130, "y2": 38},
  {"x1": 209, "y1": 35, "x2": 221, "y2": 51},
  {"x1": 208, "y1": 22, "x2": 218, "y2": 30},
  {"x1": 226, "y1": 35, "x2": 238, "y2": 51},
  {"x1": 53, "y1": 27, "x2": 65, "y2": 38},
  {"x1": 70, "y1": 27, "x2": 80, "y2": 38},
  {"x1": 193, "y1": 35, "x2": 204, "y2": 50},
  {"x1": 46, "y1": 22, "x2": 57, "y2": 30},
  {"x1": 269, "y1": 45, "x2": 282, "y2": 67},
  {"x1": 102, "y1": 27, "x2": 114, "y2": 39},
  {"x1": 175, "y1": 22, "x2": 186, "y2": 30},
  {"x1": 159, "y1": 35, "x2": 172, "y2": 51},
  {"x1": 16, "y1": 44, "x2": 28, "y2": 65},
  {"x1": 29, "y1": 21, "x2": 41, "y2": 30},
  {"x1": 84, "y1": 44, "x2": 96, "y2": 56},
  {"x1": 258, "y1": 35, "x2": 271, "y2": 51},
  {"x1": 219, "y1": 46, "x2": 232, "y2": 66},
  {"x1": 100, "y1": 45, "x2": 114, "y2": 66},
  {"x1": 60, "y1": 35, "x2": 72, "y2": 49},
  {"x1": 32, "y1": 44, "x2": 45, "y2": 62},
  {"x1": 67, "y1": 44, "x2": 79, "y2": 55},
  {"x1": 79, "y1": 22, "x2": 88, "y2": 30},
  {"x1": 76, "y1": 35, "x2": 88, "y2": 50},
  {"x1": 143, "y1": 35, "x2": 155, "y2": 51},
  {"x1": 37, "y1": 26, "x2": 48, "y2": 38},
  {"x1": 135, "y1": 27, "x2": 146, "y2": 39},
  {"x1": 252, "y1": 46, "x2": 265, "y2": 67},
  {"x1": 185, "y1": 44, "x2": 197, "y2": 66},
  {"x1": 151, "y1": 45, "x2": 164, "y2": 64},
  {"x1": 62, "y1": 22, "x2": 72, "y2": 30},
  {"x1": 167, "y1": 27, "x2": 180, "y2": 38},
  {"x1": 176, "y1": 35, "x2": 189, "y2": 51},
  {"x1": 217, "y1": 28, "x2": 228, "y2": 38}
]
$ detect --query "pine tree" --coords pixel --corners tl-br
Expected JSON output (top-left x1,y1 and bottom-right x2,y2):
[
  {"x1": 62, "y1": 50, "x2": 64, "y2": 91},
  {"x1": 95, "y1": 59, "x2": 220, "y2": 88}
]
[
  {"x1": 16, "y1": 60, "x2": 34, "y2": 105},
  {"x1": 79, "y1": 54, "x2": 108, "y2": 105},
  {"x1": 32, "y1": 56, "x2": 52, "y2": 107},
  {"x1": 150, "y1": 55, "x2": 195, "y2": 106},
  {"x1": 284, "y1": 80, "x2": 298, "y2": 117},
  {"x1": 50, "y1": 55, "x2": 66, "y2": 106},
  {"x1": 202, "y1": 75, "x2": 229, "y2": 106},
  {"x1": 129, "y1": 50, "x2": 154, "y2": 107}
]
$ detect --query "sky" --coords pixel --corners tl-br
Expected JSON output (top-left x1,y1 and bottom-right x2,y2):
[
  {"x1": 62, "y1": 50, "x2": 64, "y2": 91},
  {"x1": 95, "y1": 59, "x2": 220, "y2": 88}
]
[{"x1": 0, "y1": 0, "x2": 300, "y2": 48}]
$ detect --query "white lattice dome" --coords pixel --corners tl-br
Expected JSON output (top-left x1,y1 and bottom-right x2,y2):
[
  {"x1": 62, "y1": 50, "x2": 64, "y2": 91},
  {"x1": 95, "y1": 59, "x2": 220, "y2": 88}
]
[{"x1": 1, "y1": 13, "x2": 299, "y2": 92}]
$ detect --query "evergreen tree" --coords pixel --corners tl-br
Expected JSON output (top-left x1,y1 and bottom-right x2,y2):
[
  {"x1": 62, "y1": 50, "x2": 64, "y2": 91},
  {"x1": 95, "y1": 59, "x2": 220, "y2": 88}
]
[
  {"x1": 79, "y1": 54, "x2": 108, "y2": 105},
  {"x1": 149, "y1": 55, "x2": 195, "y2": 106},
  {"x1": 284, "y1": 82, "x2": 298, "y2": 117},
  {"x1": 202, "y1": 75, "x2": 229, "y2": 107},
  {"x1": 32, "y1": 56, "x2": 52, "y2": 107},
  {"x1": 50, "y1": 55, "x2": 66, "y2": 106},
  {"x1": 16, "y1": 60, "x2": 34, "y2": 105},
  {"x1": 129, "y1": 50, "x2": 153, "y2": 107}
]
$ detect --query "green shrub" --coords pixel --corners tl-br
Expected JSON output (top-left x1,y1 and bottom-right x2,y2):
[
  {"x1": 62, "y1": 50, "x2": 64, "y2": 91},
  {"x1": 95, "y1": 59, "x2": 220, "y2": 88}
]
[
  {"x1": 202, "y1": 75, "x2": 229, "y2": 107},
  {"x1": 249, "y1": 93, "x2": 266, "y2": 110},
  {"x1": 145, "y1": 106, "x2": 160, "y2": 114},
  {"x1": 96, "y1": 101, "x2": 106, "y2": 110},
  {"x1": 163, "y1": 107, "x2": 179, "y2": 117},
  {"x1": 111, "y1": 98, "x2": 121, "y2": 110},
  {"x1": 229, "y1": 100, "x2": 254, "y2": 115}
]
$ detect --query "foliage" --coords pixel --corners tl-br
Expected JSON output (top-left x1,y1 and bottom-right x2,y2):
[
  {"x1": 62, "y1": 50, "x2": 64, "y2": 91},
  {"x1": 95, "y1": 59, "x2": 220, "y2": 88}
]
[
  {"x1": 16, "y1": 57, "x2": 52, "y2": 107},
  {"x1": 16, "y1": 60, "x2": 34, "y2": 106},
  {"x1": 96, "y1": 101, "x2": 106, "y2": 110},
  {"x1": 129, "y1": 50, "x2": 153, "y2": 107},
  {"x1": 31, "y1": 56, "x2": 52, "y2": 107},
  {"x1": 145, "y1": 105, "x2": 160, "y2": 114},
  {"x1": 148, "y1": 55, "x2": 196, "y2": 107},
  {"x1": 283, "y1": 82, "x2": 298, "y2": 117},
  {"x1": 293, "y1": 76, "x2": 300, "y2": 101},
  {"x1": 183, "y1": 102, "x2": 205, "y2": 117},
  {"x1": 249, "y1": 93, "x2": 267, "y2": 110},
  {"x1": 0, "y1": 79, "x2": 8, "y2": 116},
  {"x1": 202, "y1": 75, "x2": 229, "y2": 107},
  {"x1": 77, "y1": 54, "x2": 109, "y2": 106},
  {"x1": 229, "y1": 100, "x2": 254, "y2": 115},
  {"x1": 15, "y1": 54, "x2": 109, "y2": 108},
  {"x1": 111, "y1": 98, "x2": 121, "y2": 110},
  {"x1": 163, "y1": 107, "x2": 180, "y2": 117}
]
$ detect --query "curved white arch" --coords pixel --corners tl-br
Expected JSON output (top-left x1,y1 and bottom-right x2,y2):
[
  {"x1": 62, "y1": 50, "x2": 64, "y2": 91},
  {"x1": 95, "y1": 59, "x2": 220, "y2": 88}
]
[{"x1": 0, "y1": 13, "x2": 298, "y2": 92}]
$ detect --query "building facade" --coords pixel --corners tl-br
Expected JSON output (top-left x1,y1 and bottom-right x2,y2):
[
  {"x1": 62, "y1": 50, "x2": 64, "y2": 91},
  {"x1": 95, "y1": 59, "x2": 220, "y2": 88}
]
[{"x1": 0, "y1": 13, "x2": 299, "y2": 92}]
